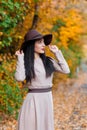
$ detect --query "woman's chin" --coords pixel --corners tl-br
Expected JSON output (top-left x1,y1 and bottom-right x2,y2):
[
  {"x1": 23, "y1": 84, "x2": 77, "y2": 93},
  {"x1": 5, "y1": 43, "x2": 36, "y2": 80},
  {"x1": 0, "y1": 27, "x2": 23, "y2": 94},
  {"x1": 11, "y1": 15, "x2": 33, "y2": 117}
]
[{"x1": 39, "y1": 51, "x2": 45, "y2": 54}]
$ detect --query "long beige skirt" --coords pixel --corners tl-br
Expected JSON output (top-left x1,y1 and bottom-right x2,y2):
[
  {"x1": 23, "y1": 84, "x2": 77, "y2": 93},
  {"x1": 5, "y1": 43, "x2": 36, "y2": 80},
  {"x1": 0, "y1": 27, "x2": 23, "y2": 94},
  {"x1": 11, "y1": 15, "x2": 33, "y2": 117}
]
[{"x1": 17, "y1": 91, "x2": 54, "y2": 130}]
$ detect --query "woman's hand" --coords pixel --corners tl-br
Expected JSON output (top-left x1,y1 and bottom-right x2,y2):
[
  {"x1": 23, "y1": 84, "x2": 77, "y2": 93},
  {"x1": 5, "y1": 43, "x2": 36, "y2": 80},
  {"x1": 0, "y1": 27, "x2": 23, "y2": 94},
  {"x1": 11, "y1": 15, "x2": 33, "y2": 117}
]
[
  {"x1": 48, "y1": 45, "x2": 59, "y2": 53},
  {"x1": 15, "y1": 50, "x2": 24, "y2": 56}
]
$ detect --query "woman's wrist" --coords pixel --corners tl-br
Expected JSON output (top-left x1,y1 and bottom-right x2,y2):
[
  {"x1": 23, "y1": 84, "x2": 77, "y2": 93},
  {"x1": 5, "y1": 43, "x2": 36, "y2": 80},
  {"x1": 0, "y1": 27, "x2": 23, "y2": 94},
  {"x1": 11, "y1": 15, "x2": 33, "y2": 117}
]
[
  {"x1": 17, "y1": 53, "x2": 24, "y2": 61},
  {"x1": 54, "y1": 49, "x2": 61, "y2": 55},
  {"x1": 54, "y1": 50, "x2": 65, "y2": 63}
]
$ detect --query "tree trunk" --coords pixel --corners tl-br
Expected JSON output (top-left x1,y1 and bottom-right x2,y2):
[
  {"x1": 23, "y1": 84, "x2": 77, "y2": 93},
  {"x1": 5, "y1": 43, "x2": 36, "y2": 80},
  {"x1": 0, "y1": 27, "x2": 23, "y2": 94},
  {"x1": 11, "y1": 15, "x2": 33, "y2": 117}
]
[{"x1": 30, "y1": 3, "x2": 39, "y2": 29}]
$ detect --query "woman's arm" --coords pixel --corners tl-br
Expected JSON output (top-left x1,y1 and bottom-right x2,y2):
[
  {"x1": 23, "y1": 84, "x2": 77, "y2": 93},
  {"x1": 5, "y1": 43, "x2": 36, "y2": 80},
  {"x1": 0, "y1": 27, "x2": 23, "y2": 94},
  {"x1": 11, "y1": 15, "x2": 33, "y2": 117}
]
[
  {"x1": 14, "y1": 51, "x2": 26, "y2": 81},
  {"x1": 49, "y1": 45, "x2": 70, "y2": 74}
]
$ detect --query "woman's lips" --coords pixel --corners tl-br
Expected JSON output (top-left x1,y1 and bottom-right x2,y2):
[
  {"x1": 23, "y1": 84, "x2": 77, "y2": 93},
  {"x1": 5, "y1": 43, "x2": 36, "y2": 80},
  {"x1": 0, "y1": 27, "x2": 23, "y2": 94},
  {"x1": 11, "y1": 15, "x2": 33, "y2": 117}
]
[{"x1": 41, "y1": 48, "x2": 45, "y2": 51}]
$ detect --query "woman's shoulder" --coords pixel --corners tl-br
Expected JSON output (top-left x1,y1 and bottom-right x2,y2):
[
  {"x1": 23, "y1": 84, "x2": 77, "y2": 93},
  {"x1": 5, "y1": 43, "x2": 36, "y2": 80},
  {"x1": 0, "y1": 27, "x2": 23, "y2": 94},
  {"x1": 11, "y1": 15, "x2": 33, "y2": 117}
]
[
  {"x1": 46, "y1": 56, "x2": 57, "y2": 66},
  {"x1": 46, "y1": 56, "x2": 55, "y2": 62},
  {"x1": 46, "y1": 56, "x2": 53, "y2": 60}
]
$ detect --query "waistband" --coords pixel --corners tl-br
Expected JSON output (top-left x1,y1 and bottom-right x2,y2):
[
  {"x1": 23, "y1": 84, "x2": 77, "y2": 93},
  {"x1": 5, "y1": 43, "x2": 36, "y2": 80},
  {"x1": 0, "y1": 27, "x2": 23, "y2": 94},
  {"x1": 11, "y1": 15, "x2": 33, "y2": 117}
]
[{"x1": 28, "y1": 87, "x2": 52, "y2": 93}]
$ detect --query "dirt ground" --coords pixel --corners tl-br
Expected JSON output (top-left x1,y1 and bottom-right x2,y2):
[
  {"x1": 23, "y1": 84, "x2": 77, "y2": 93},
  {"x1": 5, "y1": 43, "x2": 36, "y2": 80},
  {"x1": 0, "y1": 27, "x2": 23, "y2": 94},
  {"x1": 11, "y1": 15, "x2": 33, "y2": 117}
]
[
  {"x1": 0, "y1": 72, "x2": 87, "y2": 130},
  {"x1": 53, "y1": 72, "x2": 87, "y2": 130}
]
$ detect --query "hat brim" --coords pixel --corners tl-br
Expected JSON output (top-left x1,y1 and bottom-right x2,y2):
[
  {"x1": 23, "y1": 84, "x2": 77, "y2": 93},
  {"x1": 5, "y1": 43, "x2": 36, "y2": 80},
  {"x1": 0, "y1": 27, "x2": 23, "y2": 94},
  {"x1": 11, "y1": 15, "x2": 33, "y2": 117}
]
[
  {"x1": 24, "y1": 33, "x2": 52, "y2": 46},
  {"x1": 43, "y1": 34, "x2": 52, "y2": 45},
  {"x1": 31, "y1": 34, "x2": 52, "y2": 45}
]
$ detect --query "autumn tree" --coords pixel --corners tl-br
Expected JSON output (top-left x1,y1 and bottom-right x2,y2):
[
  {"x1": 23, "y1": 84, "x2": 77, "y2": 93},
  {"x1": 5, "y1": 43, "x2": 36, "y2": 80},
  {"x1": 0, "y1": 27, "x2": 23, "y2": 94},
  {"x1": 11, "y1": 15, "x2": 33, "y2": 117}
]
[{"x1": 0, "y1": 0, "x2": 29, "y2": 53}]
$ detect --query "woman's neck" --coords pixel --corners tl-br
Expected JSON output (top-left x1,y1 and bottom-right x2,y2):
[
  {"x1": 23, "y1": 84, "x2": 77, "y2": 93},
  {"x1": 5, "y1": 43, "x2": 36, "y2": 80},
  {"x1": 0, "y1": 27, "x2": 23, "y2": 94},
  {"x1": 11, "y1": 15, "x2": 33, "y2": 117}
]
[{"x1": 34, "y1": 52, "x2": 40, "y2": 59}]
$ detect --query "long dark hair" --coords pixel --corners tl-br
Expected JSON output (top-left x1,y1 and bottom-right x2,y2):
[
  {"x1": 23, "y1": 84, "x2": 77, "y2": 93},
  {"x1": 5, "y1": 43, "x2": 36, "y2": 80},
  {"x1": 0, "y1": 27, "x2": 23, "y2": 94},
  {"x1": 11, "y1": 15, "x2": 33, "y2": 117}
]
[{"x1": 20, "y1": 40, "x2": 55, "y2": 83}]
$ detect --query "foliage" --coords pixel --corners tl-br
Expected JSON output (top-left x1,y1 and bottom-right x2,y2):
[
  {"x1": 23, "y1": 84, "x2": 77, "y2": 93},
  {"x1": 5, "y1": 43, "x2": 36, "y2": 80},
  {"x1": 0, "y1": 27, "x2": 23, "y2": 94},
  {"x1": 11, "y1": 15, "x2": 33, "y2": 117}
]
[
  {"x1": 51, "y1": 9, "x2": 84, "y2": 75},
  {"x1": 0, "y1": 55, "x2": 27, "y2": 118},
  {"x1": 0, "y1": 0, "x2": 29, "y2": 50},
  {"x1": 53, "y1": 10, "x2": 83, "y2": 47}
]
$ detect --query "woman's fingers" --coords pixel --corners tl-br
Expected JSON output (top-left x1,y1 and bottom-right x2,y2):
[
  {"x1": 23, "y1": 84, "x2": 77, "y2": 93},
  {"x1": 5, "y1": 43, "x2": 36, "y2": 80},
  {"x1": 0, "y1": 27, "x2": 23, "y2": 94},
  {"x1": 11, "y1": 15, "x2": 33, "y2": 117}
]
[
  {"x1": 15, "y1": 50, "x2": 23, "y2": 56},
  {"x1": 21, "y1": 50, "x2": 23, "y2": 53},
  {"x1": 48, "y1": 45, "x2": 59, "y2": 53},
  {"x1": 15, "y1": 50, "x2": 20, "y2": 55}
]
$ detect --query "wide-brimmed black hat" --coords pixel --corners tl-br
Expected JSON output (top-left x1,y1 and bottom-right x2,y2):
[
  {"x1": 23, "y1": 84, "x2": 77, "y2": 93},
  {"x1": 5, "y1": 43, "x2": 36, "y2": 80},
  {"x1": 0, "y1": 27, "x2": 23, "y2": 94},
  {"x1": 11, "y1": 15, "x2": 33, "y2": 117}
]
[{"x1": 24, "y1": 29, "x2": 52, "y2": 45}]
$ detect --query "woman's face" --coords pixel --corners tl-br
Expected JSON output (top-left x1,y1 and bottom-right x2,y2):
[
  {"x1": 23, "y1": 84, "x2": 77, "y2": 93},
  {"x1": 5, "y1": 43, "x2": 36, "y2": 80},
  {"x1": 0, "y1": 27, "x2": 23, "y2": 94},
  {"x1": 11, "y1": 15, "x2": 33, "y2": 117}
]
[{"x1": 34, "y1": 38, "x2": 45, "y2": 54}]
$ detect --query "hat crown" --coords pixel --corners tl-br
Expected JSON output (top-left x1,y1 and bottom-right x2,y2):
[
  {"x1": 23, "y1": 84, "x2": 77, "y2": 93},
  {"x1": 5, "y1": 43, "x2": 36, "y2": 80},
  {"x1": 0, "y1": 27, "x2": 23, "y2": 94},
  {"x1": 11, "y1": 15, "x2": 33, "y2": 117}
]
[
  {"x1": 25, "y1": 30, "x2": 43, "y2": 42},
  {"x1": 24, "y1": 29, "x2": 52, "y2": 45}
]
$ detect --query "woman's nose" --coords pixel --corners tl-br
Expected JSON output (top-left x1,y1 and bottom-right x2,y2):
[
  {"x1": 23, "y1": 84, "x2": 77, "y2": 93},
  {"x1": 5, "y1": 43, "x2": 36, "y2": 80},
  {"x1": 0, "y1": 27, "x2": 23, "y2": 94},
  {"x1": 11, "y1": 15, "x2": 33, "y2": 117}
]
[{"x1": 42, "y1": 41, "x2": 45, "y2": 46}]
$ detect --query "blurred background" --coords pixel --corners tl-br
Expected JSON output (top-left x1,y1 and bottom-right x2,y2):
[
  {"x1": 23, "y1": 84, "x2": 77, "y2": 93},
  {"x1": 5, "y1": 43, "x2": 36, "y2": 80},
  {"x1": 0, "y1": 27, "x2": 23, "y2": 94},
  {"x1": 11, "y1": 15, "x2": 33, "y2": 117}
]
[{"x1": 0, "y1": 0, "x2": 87, "y2": 129}]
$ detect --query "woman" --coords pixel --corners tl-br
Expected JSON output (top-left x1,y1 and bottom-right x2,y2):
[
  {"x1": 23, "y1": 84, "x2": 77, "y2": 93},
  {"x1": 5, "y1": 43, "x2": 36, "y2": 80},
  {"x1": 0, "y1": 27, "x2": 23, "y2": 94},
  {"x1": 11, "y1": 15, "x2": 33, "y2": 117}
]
[{"x1": 15, "y1": 29, "x2": 70, "y2": 130}]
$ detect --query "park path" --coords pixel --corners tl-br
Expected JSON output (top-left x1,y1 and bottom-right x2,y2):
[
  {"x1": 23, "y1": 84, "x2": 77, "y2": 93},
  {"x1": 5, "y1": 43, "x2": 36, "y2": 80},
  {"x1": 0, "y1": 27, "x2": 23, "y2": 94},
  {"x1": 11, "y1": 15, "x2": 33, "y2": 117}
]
[{"x1": 53, "y1": 71, "x2": 87, "y2": 130}]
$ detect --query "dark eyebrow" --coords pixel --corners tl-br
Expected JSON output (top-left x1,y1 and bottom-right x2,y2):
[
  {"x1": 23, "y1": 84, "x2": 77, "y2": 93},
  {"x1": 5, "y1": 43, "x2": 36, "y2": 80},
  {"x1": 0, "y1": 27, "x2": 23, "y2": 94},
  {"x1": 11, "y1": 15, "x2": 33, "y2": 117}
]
[{"x1": 37, "y1": 38, "x2": 44, "y2": 42}]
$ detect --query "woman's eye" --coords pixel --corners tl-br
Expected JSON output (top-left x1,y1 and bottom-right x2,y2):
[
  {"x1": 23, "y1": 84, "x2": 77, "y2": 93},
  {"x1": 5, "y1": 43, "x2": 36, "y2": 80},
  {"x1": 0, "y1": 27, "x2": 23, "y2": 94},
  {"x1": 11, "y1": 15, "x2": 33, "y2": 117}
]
[
  {"x1": 37, "y1": 39, "x2": 44, "y2": 44},
  {"x1": 38, "y1": 40, "x2": 41, "y2": 43},
  {"x1": 38, "y1": 40, "x2": 42, "y2": 43}
]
